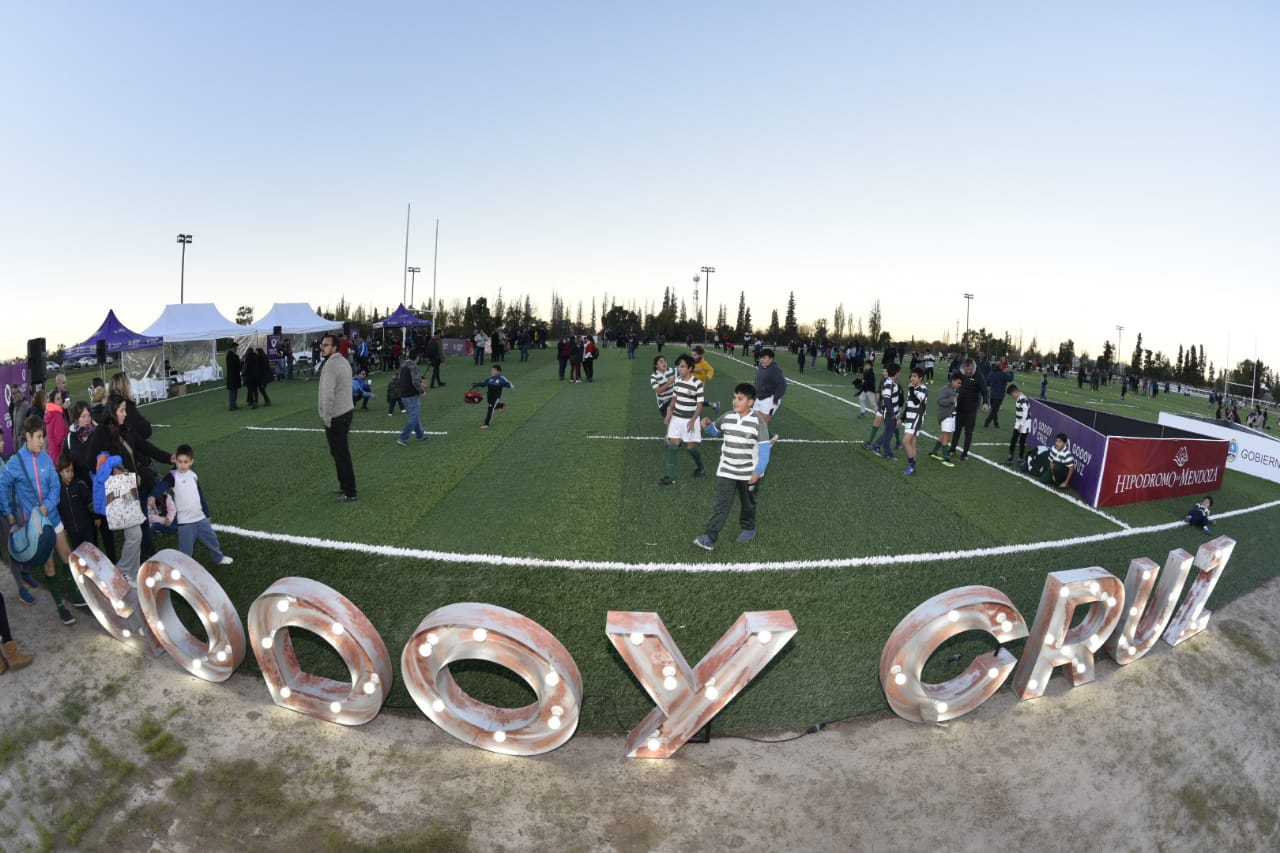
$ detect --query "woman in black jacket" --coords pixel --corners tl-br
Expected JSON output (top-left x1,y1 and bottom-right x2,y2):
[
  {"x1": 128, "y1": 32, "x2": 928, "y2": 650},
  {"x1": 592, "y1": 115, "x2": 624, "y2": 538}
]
[
  {"x1": 226, "y1": 347, "x2": 242, "y2": 411},
  {"x1": 92, "y1": 392, "x2": 174, "y2": 560},
  {"x1": 255, "y1": 347, "x2": 273, "y2": 407},
  {"x1": 65, "y1": 400, "x2": 116, "y2": 560}
]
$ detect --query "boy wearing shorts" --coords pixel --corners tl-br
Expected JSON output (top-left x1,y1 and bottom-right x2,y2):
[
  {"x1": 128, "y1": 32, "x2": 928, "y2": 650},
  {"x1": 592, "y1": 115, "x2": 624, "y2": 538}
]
[
  {"x1": 660, "y1": 354, "x2": 705, "y2": 486},
  {"x1": 751, "y1": 348, "x2": 786, "y2": 484},
  {"x1": 902, "y1": 368, "x2": 928, "y2": 475},
  {"x1": 928, "y1": 373, "x2": 962, "y2": 468}
]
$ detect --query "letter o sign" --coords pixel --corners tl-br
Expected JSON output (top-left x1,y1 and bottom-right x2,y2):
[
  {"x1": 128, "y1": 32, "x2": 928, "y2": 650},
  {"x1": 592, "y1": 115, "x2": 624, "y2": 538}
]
[
  {"x1": 135, "y1": 549, "x2": 246, "y2": 682},
  {"x1": 248, "y1": 577, "x2": 392, "y2": 726},
  {"x1": 402, "y1": 603, "x2": 583, "y2": 755}
]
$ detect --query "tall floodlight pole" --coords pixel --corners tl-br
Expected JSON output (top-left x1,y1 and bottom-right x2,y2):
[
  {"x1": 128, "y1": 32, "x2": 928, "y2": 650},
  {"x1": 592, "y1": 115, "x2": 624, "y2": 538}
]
[
  {"x1": 700, "y1": 266, "x2": 715, "y2": 342},
  {"x1": 402, "y1": 203, "x2": 412, "y2": 305},
  {"x1": 430, "y1": 218, "x2": 439, "y2": 332},
  {"x1": 407, "y1": 267, "x2": 421, "y2": 308},
  {"x1": 1115, "y1": 325, "x2": 1125, "y2": 375},
  {"x1": 963, "y1": 293, "x2": 974, "y2": 356},
  {"x1": 692, "y1": 277, "x2": 700, "y2": 335},
  {"x1": 176, "y1": 234, "x2": 193, "y2": 303}
]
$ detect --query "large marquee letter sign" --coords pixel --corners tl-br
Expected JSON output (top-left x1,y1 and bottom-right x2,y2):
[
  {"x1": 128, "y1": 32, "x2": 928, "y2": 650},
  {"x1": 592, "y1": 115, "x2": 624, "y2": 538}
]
[
  {"x1": 1010, "y1": 567, "x2": 1124, "y2": 701},
  {"x1": 606, "y1": 610, "x2": 797, "y2": 758},
  {"x1": 879, "y1": 586, "x2": 1030, "y2": 723},
  {"x1": 70, "y1": 543, "x2": 163, "y2": 657},
  {"x1": 1103, "y1": 551, "x2": 1192, "y2": 665},
  {"x1": 1163, "y1": 536, "x2": 1235, "y2": 646},
  {"x1": 401, "y1": 603, "x2": 583, "y2": 756},
  {"x1": 135, "y1": 549, "x2": 246, "y2": 683},
  {"x1": 248, "y1": 577, "x2": 392, "y2": 726}
]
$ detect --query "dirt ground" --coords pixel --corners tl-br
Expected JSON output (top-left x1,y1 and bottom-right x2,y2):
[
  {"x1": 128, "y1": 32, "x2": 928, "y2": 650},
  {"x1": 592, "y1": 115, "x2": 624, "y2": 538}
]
[{"x1": 2, "y1": 575, "x2": 1279, "y2": 853}]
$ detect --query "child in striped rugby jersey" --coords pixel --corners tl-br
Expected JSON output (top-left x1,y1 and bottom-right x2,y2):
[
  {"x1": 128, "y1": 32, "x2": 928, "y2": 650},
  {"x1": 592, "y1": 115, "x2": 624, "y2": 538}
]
[
  {"x1": 693, "y1": 383, "x2": 770, "y2": 549},
  {"x1": 650, "y1": 355, "x2": 677, "y2": 419},
  {"x1": 659, "y1": 354, "x2": 707, "y2": 485},
  {"x1": 901, "y1": 368, "x2": 927, "y2": 475}
]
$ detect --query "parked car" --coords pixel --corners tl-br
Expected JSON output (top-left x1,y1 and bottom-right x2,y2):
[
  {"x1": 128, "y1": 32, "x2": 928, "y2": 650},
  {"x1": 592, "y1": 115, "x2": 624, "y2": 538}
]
[
  {"x1": 45, "y1": 360, "x2": 61, "y2": 373},
  {"x1": 74, "y1": 356, "x2": 97, "y2": 368}
]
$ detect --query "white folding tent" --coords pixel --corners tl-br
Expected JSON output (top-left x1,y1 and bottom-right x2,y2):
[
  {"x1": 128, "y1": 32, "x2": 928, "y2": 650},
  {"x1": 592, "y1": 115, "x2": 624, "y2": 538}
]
[
  {"x1": 238, "y1": 303, "x2": 340, "y2": 359},
  {"x1": 132, "y1": 304, "x2": 245, "y2": 400}
]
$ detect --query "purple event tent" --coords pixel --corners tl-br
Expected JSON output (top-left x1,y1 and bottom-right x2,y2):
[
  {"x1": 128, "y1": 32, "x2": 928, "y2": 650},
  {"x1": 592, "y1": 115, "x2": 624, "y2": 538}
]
[
  {"x1": 372, "y1": 303, "x2": 433, "y2": 330},
  {"x1": 64, "y1": 309, "x2": 162, "y2": 358}
]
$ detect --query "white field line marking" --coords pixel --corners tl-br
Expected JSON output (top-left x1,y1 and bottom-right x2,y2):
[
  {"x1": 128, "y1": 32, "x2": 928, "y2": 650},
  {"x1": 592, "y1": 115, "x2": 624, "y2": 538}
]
[
  {"x1": 909, "y1": 427, "x2": 1129, "y2": 529},
  {"x1": 211, "y1": 498, "x2": 1280, "y2": 574},
  {"x1": 965, "y1": 448, "x2": 1131, "y2": 529},
  {"x1": 586, "y1": 434, "x2": 854, "y2": 445},
  {"x1": 246, "y1": 426, "x2": 449, "y2": 436}
]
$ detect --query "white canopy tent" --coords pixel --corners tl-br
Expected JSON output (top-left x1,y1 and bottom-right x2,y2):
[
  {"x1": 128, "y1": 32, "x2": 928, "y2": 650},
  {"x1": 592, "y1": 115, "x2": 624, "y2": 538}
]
[
  {"x1": 142, "y1": 303, "x2": 246, "y2": 341},
  {"x1": 237, "y1": 303, "x2": 340, "y2": 359},
  {"x1": 128, "y1": 303, "x2": 245, "y2": 401}
]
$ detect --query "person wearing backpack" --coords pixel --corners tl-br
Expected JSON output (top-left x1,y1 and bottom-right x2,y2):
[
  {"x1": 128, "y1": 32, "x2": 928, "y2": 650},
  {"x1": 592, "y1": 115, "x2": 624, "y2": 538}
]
[{"x1": 396, "y1": 349, "x2": 428, "y2": 447}]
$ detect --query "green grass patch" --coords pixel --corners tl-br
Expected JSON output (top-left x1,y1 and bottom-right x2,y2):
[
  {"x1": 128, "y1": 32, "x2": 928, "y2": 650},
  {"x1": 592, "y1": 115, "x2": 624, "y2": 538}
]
[{"x1": 108, "y1": 352, "x2": 1279, "y2": 731}]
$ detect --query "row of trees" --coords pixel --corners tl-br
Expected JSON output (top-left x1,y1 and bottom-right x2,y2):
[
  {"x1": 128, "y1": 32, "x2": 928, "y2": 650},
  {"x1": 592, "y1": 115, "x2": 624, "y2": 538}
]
[{"x1": 293, "y1": 292, "x2": 1273, "y2": 400}]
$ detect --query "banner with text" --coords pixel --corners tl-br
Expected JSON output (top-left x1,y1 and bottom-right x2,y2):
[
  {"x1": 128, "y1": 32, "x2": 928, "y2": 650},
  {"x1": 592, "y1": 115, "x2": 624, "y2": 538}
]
[
  {"x1": 1156, "y1": 412, "x2": 1280, "y2": 485},
  {"x1": 1096, "y1": 437, "x2": 1227, "y2": 507}
]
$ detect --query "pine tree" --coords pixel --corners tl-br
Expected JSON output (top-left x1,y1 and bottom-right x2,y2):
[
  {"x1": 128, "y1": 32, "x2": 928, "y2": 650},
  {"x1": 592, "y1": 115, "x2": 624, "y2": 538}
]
[
  {"x1": 735, "y1": 291, "x2": 747, "y2": 336},
  {"x1": 768, "y1": 309, "x2": 781, "y2": 340},
  {"x1": 1131, "y1": 333, "x2": 1143, "y2": 373},
  {"x1": 783, "y1": 292, "x2": 798, "y2": 338}
]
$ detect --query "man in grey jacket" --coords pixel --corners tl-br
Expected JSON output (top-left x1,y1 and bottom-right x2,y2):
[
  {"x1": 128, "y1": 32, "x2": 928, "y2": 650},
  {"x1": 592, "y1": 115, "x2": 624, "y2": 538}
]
[{"x1": 317, "y1": 334, "x2": 357, "y2": 502}]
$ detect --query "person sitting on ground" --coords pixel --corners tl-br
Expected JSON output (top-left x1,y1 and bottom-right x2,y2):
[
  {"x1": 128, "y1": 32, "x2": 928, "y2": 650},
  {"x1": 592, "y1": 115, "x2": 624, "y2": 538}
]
[
  {"x1": 1025, "y1": 432, "x2": 1075, "y2": 490},
  {"x1": 1185, "y1": 496, "x2": 1214, "y2": 535}
]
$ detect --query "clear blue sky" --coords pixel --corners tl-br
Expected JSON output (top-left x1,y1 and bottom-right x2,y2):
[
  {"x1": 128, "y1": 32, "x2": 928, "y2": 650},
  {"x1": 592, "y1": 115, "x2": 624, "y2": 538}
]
[{"x1": 3, "y1": 2, "x2": 1276, "y2": 377}]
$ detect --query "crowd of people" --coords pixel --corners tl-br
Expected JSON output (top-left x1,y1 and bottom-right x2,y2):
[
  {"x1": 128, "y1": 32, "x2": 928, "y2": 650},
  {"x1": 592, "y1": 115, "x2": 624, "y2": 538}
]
[
  {"x1": 1, "y1": 369, "x2": 236, "y2": 673},
  {"x1": 6, "y1": 330, "x2": 1264, "y2": 666}
]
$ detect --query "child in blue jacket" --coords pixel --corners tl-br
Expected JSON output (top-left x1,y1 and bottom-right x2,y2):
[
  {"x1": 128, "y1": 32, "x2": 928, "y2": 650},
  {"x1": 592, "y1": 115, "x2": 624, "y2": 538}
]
[{"x1": 0, "y1": 416, "x2": 84, "y2": 625}]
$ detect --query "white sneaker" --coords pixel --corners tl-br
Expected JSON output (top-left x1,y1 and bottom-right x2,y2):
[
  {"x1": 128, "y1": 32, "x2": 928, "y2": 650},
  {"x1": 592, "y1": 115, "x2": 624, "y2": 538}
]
[{"x1": 218, "y1": 556, "x2": 235, "y2": 566}]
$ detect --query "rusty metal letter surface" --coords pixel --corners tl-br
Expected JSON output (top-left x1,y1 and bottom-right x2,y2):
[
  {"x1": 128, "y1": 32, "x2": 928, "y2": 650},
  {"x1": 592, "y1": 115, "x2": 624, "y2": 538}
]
[
  {"x1": 401, "y1": 603, "x2": 584, "y2": 756},
  {"x1": 248, "y1": 577, "x2": 392, "y2": 726},
  {"x1": 606, "y1": 610, "x2": 797, "y2": 758},
  {"x1": 135, "y1": 549, "x2": 246, "y2": 683},
  {"x1": 1163, "y1": 536, "x2": 1236, "y2": 647},
  {"x1": 69, "y1": 542, "x2": 163, "y2": 657},
  {"x1": 880, "y1": 585, "x2": 1029, "y2": 723},
  {"x1": 1011, "y1": 567, "x2": 1124, "y2": 700},
  {"x1": 1104, "y1": 551, "x2": 1192, "y2": 665}
]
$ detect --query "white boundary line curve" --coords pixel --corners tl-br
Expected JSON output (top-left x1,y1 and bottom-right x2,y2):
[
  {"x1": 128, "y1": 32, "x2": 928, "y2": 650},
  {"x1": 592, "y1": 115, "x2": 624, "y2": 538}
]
[
  {"x1": 246, "y1": 426, "x2": 449, "y2": 436},
  {"x1": 211, "y1": 498, "x2": 1280, "y2": 574}
]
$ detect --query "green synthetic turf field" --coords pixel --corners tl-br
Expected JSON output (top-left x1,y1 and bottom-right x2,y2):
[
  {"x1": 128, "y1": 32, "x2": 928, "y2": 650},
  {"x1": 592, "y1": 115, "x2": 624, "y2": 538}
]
[{"x1": 123, "y1": 350, "x2": 1280, "y2": 732}]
